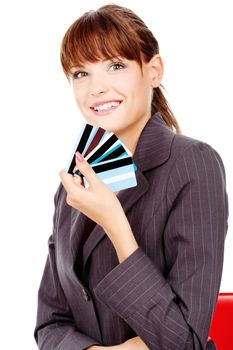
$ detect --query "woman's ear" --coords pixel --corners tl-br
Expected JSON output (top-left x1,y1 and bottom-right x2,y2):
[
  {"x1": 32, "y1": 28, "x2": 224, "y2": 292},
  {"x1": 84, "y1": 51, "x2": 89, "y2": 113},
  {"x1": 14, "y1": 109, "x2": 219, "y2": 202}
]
[{"x1": 149, "y1": 54, "x2": 164, "y2": 87}]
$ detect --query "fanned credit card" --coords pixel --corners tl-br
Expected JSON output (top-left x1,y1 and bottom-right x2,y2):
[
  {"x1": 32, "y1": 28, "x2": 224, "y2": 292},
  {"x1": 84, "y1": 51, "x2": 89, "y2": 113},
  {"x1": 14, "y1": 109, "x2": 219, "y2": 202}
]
[{"x1": 66, "y1": 123, "x2": 138, "y2": 192}]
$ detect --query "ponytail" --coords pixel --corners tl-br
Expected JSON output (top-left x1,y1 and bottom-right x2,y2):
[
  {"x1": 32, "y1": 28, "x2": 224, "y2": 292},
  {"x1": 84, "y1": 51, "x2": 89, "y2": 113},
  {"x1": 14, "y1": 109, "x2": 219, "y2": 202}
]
[{"x1": 151, "y1": 85, "x2": 181, "y2": 134}]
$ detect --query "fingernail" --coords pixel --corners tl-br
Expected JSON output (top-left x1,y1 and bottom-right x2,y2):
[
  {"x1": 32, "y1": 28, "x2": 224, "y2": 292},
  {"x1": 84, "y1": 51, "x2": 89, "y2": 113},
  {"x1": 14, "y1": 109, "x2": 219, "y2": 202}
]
[{"x1": 75, "y1": 151, "x2": 84, "y2": 162}]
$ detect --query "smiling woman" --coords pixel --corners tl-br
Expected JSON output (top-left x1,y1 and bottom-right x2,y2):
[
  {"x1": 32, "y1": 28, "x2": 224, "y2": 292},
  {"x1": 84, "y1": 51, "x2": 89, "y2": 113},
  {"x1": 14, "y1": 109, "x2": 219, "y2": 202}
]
[
  {"x1": 70, "y1": 60, "x2": 125, "y2": 117},
  {"x1": 60, "y1": 5, "x2": 180, "y2": 135},
  {"x1": 34, "y1": 4, "x2": 228, "y2": 350},
  {"x1": 67, "y1": 55, "x2": 167, "y2": 149}
]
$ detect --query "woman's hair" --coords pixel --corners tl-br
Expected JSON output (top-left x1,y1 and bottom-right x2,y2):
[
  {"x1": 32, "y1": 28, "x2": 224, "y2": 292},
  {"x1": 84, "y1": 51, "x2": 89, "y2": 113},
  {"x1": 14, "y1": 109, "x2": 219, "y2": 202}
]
[{"x1": 60, "y1": 4, "x2": 181, "y2": 133}]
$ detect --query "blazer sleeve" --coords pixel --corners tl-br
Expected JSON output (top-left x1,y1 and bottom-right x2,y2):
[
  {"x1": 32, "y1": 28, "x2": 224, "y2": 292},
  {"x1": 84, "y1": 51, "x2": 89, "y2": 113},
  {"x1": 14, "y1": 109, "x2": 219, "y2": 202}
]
[
  {"x1": 93, "y1": 141, "x2": 228, "y2": 350},
  {"x1": 34, "y1": 184, "x2": 101, "y2": 350}
]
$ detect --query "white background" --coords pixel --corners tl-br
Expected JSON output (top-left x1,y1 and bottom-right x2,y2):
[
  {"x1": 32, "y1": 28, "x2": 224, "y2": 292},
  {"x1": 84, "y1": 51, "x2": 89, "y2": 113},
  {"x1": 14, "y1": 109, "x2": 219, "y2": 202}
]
[{"x1": 0, "y1": 1, "x2": 232, "y2": 349}]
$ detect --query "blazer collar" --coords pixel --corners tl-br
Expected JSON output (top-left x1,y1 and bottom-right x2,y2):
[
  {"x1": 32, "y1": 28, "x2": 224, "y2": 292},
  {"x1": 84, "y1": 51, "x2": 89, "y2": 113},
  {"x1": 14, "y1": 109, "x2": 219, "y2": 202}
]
[
  {"x1": 132, "y1": 111, "x2": 175, "y2": 172},
  {"x1": 70, "y1": 111, "x2": 175, "y2": 269}
]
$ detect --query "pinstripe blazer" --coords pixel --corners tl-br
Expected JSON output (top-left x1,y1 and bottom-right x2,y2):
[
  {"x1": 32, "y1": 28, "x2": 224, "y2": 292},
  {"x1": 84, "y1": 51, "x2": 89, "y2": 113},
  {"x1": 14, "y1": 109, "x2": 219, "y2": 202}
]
[{"x1": 34, "y1": 111, "x2": 228, "y2": 350}]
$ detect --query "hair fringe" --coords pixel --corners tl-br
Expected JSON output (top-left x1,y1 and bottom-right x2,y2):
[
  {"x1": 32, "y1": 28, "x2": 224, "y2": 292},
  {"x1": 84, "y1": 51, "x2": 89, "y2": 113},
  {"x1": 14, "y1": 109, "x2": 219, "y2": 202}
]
[{"x1": 60, "y1": 4, "x2": 181, "y2": 134}]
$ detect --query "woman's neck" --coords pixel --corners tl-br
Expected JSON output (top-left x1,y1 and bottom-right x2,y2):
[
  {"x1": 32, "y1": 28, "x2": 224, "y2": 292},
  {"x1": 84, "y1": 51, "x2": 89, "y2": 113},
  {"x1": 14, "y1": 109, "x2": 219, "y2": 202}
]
[{"x1": 116, "y1": 114, "x2": 151, "y2": 156}]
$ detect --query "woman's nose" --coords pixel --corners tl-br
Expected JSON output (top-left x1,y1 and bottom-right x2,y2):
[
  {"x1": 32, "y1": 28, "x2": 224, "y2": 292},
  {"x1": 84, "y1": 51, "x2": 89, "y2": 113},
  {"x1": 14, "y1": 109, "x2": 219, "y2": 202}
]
[{"x1": 89, "y1": 76, "x2": 109, "y2": 96}]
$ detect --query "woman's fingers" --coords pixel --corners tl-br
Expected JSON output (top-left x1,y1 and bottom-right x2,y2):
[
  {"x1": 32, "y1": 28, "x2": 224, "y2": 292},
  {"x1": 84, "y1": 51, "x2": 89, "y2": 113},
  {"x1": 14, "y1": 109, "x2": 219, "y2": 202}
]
[{"x1": 75, "y1": 151, "x2": 101, "y2": 189}]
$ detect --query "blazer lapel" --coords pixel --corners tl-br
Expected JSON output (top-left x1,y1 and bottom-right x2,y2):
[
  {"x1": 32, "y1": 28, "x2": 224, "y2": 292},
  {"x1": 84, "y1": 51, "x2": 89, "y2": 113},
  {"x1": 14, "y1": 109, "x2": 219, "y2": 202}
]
[{"x1": 70, "y1": 111, "x2": 175, "y2": 269}]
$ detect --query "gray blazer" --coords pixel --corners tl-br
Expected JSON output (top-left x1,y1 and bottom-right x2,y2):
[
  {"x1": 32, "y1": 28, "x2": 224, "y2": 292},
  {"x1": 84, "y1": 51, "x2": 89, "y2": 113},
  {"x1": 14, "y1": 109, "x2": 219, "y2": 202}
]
[{"x1": 34, "y1": 112, "x2": 228, "y2": 350}]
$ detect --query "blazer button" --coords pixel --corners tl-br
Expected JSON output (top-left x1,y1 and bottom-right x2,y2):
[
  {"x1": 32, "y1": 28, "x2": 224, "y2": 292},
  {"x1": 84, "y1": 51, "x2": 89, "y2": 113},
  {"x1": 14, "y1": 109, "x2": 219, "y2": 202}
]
[{"x1": 80, "y1": 288, "x2": 90, "y2": 301}]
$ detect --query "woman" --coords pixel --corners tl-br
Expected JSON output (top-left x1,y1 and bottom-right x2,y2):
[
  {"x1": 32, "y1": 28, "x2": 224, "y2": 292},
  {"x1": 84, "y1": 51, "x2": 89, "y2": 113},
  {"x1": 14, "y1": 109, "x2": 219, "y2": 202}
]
[{"x1": 34, "y1": 4, "x2": 228, "y2": 350}]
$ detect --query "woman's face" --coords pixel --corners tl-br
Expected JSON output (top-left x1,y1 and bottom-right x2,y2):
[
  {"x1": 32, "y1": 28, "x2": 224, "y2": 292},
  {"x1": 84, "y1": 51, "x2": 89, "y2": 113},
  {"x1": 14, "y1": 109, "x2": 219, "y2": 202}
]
[{"x1": 69, "y1": 55, "x2": 162, "y2": 138}]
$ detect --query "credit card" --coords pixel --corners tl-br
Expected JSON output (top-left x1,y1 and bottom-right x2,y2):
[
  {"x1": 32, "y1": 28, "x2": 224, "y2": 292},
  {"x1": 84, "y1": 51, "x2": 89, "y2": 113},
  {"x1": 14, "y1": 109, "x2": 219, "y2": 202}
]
[{"x1": 66, "y1": 122, "x2": 137, "y2": 192}]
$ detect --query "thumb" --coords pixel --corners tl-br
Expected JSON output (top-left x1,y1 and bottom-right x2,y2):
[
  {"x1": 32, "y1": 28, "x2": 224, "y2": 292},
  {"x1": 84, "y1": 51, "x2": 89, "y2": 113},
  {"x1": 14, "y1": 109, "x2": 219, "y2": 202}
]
[{"x1": 75, "y1": 152, "x2": 100, "y2": 188}]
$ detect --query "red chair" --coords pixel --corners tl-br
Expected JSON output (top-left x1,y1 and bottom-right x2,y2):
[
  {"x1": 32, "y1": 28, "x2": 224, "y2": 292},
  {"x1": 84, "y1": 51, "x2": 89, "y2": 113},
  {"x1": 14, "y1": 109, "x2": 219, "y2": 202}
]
[{"x1": 208, "y1": 293, "x2": 233, "y2": 349}]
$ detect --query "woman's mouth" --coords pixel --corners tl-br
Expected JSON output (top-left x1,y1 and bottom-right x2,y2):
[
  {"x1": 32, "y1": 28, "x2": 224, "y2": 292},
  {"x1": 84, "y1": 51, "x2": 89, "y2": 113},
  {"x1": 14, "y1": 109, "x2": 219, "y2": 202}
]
[{"x1": 90, "y1": 100, "x2": 122, "y2": 116}]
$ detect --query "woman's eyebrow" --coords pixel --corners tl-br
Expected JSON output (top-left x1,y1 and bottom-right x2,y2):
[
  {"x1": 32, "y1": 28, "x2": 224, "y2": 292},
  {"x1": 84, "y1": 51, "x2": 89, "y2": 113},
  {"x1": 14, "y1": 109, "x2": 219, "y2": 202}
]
[{"x1": 70, "y1": 56, "x2": 122, "y2": 71}]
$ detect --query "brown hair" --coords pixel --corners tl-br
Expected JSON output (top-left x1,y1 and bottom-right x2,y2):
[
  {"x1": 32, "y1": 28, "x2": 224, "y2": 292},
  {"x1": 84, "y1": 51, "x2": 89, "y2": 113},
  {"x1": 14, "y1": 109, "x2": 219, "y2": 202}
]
[{"x1": 60, "y1": 4, "x2": 181, "y2": 133}]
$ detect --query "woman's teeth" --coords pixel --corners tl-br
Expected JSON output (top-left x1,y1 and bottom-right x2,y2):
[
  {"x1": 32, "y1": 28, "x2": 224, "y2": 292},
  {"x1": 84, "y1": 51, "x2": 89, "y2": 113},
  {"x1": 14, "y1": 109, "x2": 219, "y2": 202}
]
[{"x1": 94, "y1": 101, "x2": 121, "y2": 111}]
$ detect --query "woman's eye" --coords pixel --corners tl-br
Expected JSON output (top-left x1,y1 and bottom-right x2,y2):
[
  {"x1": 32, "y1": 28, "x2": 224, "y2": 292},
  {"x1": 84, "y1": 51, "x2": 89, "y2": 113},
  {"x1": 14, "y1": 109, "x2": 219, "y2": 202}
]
[
  {"x1": 109, "y1": 62, "x2": 125, "y2": 71},
  {"x1": 72, "y1": 71, "x2": 87, "y2": 79}
]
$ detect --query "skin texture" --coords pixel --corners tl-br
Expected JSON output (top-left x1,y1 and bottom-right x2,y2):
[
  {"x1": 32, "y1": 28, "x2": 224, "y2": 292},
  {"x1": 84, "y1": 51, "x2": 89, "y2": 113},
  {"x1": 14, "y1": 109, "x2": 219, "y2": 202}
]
[
  {"x1": 69, "y1": 54, "x2": 163, "y2": 155},
  {"x1": 86, "y1": 335, "x2": 150, "y2": 349},
  {"x1": 59, "y1": 54, "x2": 163, "y2": 349}
]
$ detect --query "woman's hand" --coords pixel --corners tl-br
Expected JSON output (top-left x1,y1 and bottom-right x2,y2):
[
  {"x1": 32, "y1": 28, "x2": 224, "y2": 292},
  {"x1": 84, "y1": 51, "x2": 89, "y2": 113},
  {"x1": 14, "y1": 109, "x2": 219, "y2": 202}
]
[
  {"x1": 86, "y1": 336, "x2": 149, "y2": 349},
  {"x1": 59, "y1": 152, "x2": 126, "y2": 234},
  {"x1": 60, "y1": 151, "x2": 139, "y2": 263},
  {"x1": 122, "y1": 336, "x2": 150, "y2": 349},
  {"x1": 86, "y1": 345, "x2": 120, "y2": 349}
]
